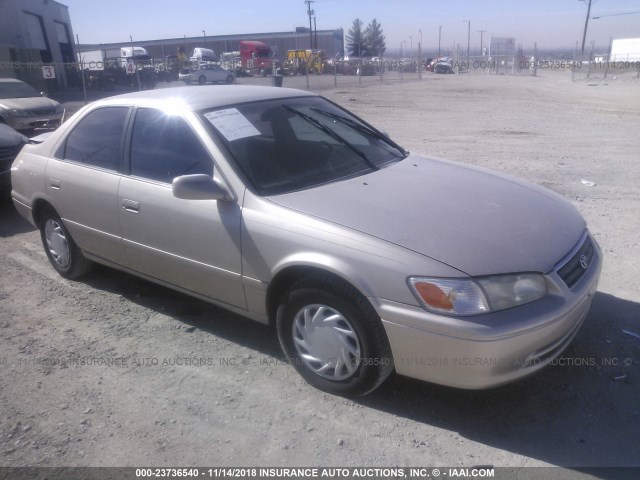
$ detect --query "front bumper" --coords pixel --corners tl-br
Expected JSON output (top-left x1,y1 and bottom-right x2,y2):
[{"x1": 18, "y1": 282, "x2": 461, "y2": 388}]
[
  {"x1": 6, "y1": 114, "x2": 62, "y2": 132},
  {"x1": 378, "y1": 234, "x2": 602, "y2": 389}
]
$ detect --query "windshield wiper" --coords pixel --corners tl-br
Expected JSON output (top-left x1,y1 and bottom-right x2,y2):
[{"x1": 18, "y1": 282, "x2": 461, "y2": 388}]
[
  {"x1": 281, "y1": 105, "x2": 379, "y2": 171},
  {"x1": 310, "y1": 107, "x2": 408, "y2": 156}
]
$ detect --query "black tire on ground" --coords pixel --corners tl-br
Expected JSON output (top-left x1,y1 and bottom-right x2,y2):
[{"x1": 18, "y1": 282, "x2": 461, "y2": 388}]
[
  {"x1": 198, "y1": 75, "x2": 206, "y2": 85},
  {"x1": 39, "y1": 207, "x2": 92, "y2": 279},
  {"x1": 276, "y1": 273, "x2": 394, "y2": 397},
  {"x1": 226, "y1": 75, "x2": 234, "y2": 84}
]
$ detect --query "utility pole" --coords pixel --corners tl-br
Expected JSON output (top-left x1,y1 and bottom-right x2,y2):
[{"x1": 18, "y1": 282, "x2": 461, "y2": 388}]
[
  {"x1": 313, "y1": 16, "x2": 317, "y2": 49},
  {"x1": 463, "y1": 20, "x2": 470, "y2": 71},
  {"x1": 580, "y1": 0, "x2": 593, "y2": 57},
  {"x1": 202, "y1": 30, "x2": 206, "y2": 47},
  {"x1": 477, "y1": 30, "x2": 487, "y2": 55},
  {"x1": 438, "y1": 26, "x2": 442, "y2": 58},
  {"x1": 304, "y1": 0, "x2": 315, "y2": 50}
]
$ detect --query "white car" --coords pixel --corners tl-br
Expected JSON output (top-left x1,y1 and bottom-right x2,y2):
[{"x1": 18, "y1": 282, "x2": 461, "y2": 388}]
[{"x1": 179, "y1": 65, "x2": 234, "y2": 85}]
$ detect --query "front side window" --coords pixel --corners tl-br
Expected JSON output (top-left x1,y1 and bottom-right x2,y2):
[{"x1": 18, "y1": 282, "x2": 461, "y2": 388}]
[
  {"x1": 130, "y1": 108, "x2": 213, "y2": 184},
  {"x1": 64, "y1": 107, "x2": 128, "y2": 171}
]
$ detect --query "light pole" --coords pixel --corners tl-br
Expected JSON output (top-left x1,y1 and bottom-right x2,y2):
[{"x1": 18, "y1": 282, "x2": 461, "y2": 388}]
[
  {"x1": 438, "y1": 26, "x2": 442, "y2": 58},
  {"x1": 477, "y1": 30, "x2": 487, "y2": 56},
  {"x1": 202, "y1": 30, "x2": 206, "y2": 47},
  {"x1": 463, "y1": 20, "x2": 470, "y2": 71},
  {"x1": 418, "y1": 29, "x2": 422, "y2": 77},
  {"x1": 409, "y1": 35, "x2": 413, "y2": 60}
]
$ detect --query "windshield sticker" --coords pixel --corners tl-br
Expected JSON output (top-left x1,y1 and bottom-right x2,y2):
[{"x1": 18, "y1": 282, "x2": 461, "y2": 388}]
[{"x1": 204, "y1": 108, "x2": 260, "y2": 141}]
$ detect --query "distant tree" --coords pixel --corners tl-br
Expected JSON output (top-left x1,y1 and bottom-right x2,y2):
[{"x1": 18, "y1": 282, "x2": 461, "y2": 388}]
[
  {"x1": 364, "y1": 19, "x2": 386, "y2": 57},
  {"x1": 346, "y1": 18, "x2": 367, "y2": 57}
]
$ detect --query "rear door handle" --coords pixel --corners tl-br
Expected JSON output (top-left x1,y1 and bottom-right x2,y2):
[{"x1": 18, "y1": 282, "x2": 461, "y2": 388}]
[
  {"x1": 122, "y1": 199, "x2": 140, "y2": 213},
  {"x1": 49, "y1": 178, "x2": 61, "y2": 190}
]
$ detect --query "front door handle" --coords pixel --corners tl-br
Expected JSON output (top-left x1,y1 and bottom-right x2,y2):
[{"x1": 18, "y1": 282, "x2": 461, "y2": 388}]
[
  {"x1": 123, "y1": 199, "x2": 140, "y2": 213},
  {"x1": 49, "y1": 178, "x2": 61, "y2": 190}
]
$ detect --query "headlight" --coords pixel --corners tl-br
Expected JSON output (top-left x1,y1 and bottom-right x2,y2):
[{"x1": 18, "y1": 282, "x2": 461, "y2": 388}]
[
  {"x1": 8, "y1": 108, "x2": 29, "y2": 117},
  {"x1": 408, "y1": 273, "x2": 547, "y2": 316}
]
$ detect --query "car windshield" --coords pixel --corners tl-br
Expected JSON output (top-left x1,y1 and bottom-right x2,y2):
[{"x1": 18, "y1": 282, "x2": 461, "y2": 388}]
[
  {"x1": 200, "y1": 96, "x2": 406, "y2": 195},
  {"x1": 0, "y1": 82, "x2": 40, "y2": 99}
]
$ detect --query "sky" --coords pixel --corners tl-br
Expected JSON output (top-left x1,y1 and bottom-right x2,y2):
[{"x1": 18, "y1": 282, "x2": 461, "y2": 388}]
[{"x1": 62, "y1": 0, "x2": 640, "y2": 51}]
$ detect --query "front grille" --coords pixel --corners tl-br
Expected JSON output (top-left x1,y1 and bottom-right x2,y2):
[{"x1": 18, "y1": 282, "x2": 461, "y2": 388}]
[
  {"x1": 30, "y1": 108, "x2": 56, "y2": 116},
  {"x1": 557, "y1": 235, "x2": 594, "y2": 288}
]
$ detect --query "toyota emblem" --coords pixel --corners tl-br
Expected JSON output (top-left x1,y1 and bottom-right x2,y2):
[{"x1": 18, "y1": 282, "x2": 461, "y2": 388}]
[{"x1": 579, "y1": 255, "x2": 588, "y2": 270}]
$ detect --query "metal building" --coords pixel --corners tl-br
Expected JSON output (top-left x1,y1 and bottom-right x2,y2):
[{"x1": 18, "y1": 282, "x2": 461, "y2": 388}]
[
  {"x1": 0, "y1": 0, "x2": 76, "y2": 91},
  {"x1": 79, "y1": 29, "x2": 346, "y2": 62}
]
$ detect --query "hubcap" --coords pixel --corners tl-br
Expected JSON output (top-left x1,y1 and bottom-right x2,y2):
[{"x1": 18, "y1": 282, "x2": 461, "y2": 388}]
[
  {"x1": 292, "y1": 304, "x2": 361, "y2": 381},
  {"x1": 44, "y1": 219, "x2": 70, "y2": 268}
]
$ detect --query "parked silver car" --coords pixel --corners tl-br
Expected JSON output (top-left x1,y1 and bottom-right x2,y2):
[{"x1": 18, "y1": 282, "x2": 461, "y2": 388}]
[
  {"x1": 10, "y1": 86, "x2": 601, "y2": 396},
  {"x1": 0, "y1": 78, "x2": 63, "y2": 132},
  {"x1": 179, "y1": 65, "x2": 235, "y2": 85}
]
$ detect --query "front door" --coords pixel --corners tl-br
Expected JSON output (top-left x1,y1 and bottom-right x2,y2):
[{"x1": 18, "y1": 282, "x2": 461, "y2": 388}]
[{"x1": 118, "y1": 108, "x2": 245, "y2": 308}]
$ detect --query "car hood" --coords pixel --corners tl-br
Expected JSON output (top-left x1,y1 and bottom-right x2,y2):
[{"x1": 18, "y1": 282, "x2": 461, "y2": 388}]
[
  {"x1": 267, "y1": 155, "x2": 585, "y2": 276},
  {"x1": 0, "y1": 123, "x2": 27, "y2": 146},
  {"x1": 0, "y1": 96, "x2": 59, "y2": 111}
]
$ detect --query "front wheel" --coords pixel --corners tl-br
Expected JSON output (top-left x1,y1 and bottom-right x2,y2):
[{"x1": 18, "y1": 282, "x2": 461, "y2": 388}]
[
  {"x1": 277, "y1": 274, "x2": 394, "y2": 396},
  {"x1": 198, "y1": 75, "x2": 206, "y2": 85},
  {"x1": 226, "y1": 75, "x2": 234, "y2": 84},
  {"x1": 39, "y1": 208, "x2": 92, "y2": 279}
]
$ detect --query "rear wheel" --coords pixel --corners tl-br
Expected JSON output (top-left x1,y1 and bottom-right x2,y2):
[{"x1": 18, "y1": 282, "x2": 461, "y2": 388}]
[
  {"x1": 198, "y1": 75, "x2": 206, "y2": 85},
  {"x1": 39, "y1": 208, "x2": 92, "y2": 279},
  {"x1": 277, "y1": 273, "x2": 394, "y2": 396},
  {"x1": 226, "y1": 75, "x2": 234, "y2": 84}
]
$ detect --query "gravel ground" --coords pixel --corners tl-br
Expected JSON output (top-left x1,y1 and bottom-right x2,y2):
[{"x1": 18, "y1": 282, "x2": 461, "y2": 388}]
[{"x1": 1, "y1": 71, "x2": 639, "y2": 470}]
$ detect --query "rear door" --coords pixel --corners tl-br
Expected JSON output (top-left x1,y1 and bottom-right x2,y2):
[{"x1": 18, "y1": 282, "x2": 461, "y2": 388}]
[
  {"x1": 118, "y1": 108, "x2": 245, "y2": 307},
  {"x1": 45, "y1": 106, "x2": 129, "y2": 263}
]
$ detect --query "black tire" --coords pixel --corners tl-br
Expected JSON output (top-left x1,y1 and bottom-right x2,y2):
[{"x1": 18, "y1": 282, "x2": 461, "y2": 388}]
[
  {"x1": 198, "y1": 75, "x2": 206, "y2": 85},
  {"x1": 39, "y1": 207, "x2": 92, "y2": 279},
  {"x1": 259, "y1": 68, "x2": 266, "y2": 77},
  {"x1": 226, "y1": 75, "x2": 234, "y2": 84},
  {"x1": 276, "y1": 273, "x2": 394, "y2": 396}
]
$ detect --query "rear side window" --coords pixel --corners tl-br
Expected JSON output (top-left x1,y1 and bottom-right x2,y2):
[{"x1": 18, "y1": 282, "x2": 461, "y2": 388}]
[
  {"x1": 64, "y1": 107, "x2": 128, "y2": 171},
  {"x1": 130, "y1": 108, "x2": 213, "y2": 184}
]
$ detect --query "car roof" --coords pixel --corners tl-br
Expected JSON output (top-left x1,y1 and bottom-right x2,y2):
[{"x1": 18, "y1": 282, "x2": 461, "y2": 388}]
[{"x1": 94, "y1": 85, "x2": 315, "y2": 111}]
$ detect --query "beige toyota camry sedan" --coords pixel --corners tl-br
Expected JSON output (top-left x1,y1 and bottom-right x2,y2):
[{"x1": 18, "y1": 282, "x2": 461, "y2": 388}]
[{"x1": 10, "y1": 86, "x2": 601, "y2": 396}]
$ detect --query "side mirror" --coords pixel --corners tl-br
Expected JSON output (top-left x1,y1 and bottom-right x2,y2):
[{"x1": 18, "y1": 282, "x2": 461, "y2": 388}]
[{"x1": 172, "y1": 174, "x2": 234, "y2": 202}]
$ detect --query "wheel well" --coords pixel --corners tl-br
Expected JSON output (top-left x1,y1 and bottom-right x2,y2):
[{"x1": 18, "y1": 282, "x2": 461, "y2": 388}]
[
  {"x1": 31, "y1": 199, "x2": 56, "y2": 227},
  {"x1": 266, "y1": 266, "x2": 364, "y2": 326}
]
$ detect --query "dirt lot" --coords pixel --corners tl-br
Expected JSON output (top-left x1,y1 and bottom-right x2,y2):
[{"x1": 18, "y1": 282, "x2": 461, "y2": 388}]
[{"x1": 1, "y1": 71, "x2": 639, "y2": 471}]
